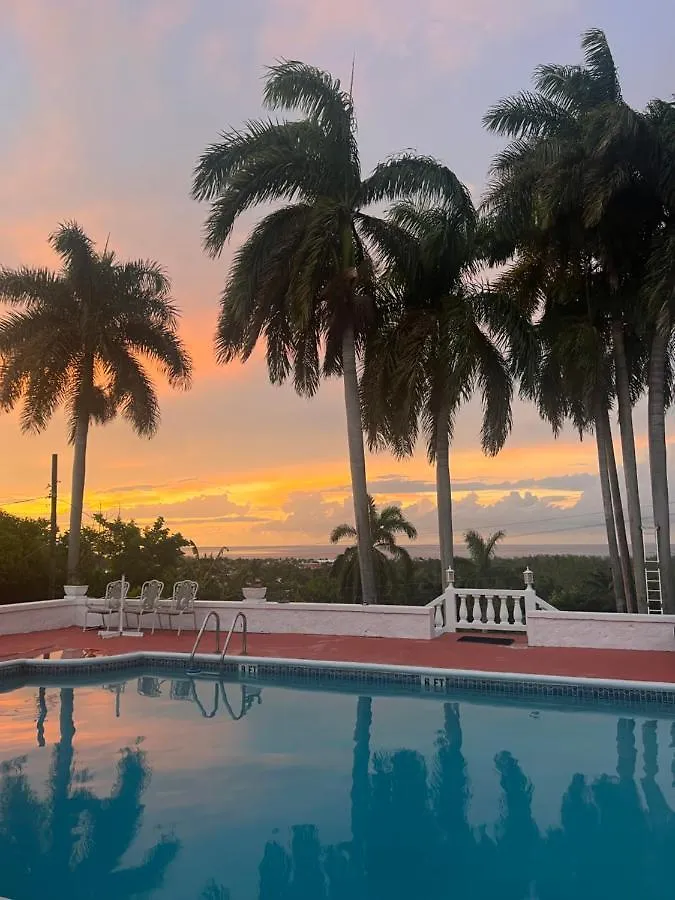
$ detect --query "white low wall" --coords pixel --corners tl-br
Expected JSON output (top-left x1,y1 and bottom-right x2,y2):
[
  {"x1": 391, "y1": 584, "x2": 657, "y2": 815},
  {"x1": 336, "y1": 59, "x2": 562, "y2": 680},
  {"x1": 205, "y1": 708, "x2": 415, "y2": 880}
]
[
  {"x1": 0, "y1": 598, "x2": 85, "y2": 636},
  {"x1": 528, "y1": 609, "x2": 675, "y2": 652},
  {"x1": 0, "y1": 597, "x2": 434, "y2": 641},
  {"x1": 194, "y1": 601, "x2": 434, "y2": 640}
]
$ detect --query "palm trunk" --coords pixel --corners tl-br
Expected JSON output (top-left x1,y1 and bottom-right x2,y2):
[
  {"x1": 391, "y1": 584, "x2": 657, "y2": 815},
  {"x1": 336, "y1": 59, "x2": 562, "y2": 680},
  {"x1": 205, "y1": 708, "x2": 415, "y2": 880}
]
[
  {"x1": 351, "y1": 696, "x2": 372, "y2": 847},
  {"x1": 596, "y1": 413, "x2": 626, "y2": 612},
  {"x1": 613, "y1": 322, "x2": 647, "y2": 613},
  {"x1": 435, "y1": 407, "x2": 454, "y2": 589},
  {"x1": 648, "y1": 325, "x2": 673, "y2": 613},
  {"x1": 342, "y1": 326, "x2": 377, "y2": 604},
  {"x1": 601, "y1": 406, "x2": 634, "y2": 612},
  {"x1": 52, "y1": 688, "x2": 75, "y2": 876},
  {"x1": 66, "y1": 413, "x2": 90, "y2": 583}
]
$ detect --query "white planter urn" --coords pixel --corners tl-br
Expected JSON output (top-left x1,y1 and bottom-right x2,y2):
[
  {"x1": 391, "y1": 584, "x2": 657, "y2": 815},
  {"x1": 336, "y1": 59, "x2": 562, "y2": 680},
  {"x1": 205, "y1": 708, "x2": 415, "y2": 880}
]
[
  {"x1": 242, "y1": 586, "x2": 267, "y2": 601},
  {"x1": 64, "y1": 585, "x2": 88, "y2": 598}
]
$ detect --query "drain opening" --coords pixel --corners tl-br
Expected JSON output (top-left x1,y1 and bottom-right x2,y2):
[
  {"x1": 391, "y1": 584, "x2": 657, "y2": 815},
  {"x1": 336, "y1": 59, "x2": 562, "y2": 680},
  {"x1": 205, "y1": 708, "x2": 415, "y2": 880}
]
[{"x1": 457, "y1": 635, "x2": 515, "y2": 646}]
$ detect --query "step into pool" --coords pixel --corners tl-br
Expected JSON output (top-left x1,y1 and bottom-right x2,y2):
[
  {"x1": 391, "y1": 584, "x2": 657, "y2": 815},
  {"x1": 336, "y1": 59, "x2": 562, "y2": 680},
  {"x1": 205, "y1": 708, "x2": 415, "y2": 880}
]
[{"x1": 1, "y1": 669, "x2": 674, "y2": 899}]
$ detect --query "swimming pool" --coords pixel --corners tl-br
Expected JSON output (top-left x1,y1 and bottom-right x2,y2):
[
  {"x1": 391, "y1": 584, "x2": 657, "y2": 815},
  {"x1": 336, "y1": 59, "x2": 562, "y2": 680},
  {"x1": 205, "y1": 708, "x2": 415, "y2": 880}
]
[{"x1": 1, "y1": 668, "x2": 674, "y2": 899}]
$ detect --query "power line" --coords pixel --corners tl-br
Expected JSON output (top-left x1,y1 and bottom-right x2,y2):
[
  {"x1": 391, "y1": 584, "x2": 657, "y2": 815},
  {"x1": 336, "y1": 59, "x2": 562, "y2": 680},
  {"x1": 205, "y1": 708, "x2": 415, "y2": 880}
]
[{"x1": 0, "y1": 495, "x2": 48, "y2": 506}]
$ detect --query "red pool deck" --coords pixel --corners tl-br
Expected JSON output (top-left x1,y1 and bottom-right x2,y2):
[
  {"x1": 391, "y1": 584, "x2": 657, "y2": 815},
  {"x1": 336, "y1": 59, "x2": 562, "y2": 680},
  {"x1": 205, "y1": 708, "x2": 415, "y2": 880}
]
[{"x1": 0, "y1": 626, "x2": 674, "y2": 683}]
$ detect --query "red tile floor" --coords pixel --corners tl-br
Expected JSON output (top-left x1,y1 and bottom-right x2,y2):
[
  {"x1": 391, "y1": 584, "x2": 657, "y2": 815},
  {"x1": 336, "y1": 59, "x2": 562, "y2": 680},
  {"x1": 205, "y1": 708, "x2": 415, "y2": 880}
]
[{"x1": 0, "y1": 626, "x2": 674, "y2": 683}]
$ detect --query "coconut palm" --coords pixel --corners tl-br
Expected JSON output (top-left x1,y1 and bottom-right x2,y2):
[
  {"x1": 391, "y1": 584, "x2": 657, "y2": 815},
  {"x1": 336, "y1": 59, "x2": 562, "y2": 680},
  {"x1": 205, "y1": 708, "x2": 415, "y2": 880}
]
[
  {"x1": 330, "y1": 496, "x2": 417, "y2": 602},
  {"x1": 484, "y1": 28, "x2": 660, "y2": 611},
  {"x1": 502, "y1": 261, "x2": 633, "y2": 610},
  {"x1": 463, "y1": 528, "x2": 505, "y2": 587},
  {"x1": 192, "y1": 61, "x2": 464, "y2": 604},
  {"x1": 0, "y1": 223, "x2": 192, "y2": 581},
  {"x1": 361, "y1": 197, "x2": 524, "y2": 589},
  {"x1": 641, "y1": 99, "x2": 675, "y2": 611}
]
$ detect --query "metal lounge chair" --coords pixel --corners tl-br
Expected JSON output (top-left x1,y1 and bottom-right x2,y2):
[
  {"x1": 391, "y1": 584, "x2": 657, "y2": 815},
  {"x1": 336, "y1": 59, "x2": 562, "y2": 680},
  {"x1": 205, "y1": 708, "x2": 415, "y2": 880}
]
[
  {"x1": 152, "y1": 580, "x2": 198, "y2": 636},
  {"x1": 124, "y1": 579, "x2": 164, "y2": 633},
  {"x1": 83, "y1": 578, "x2": 130, "y2": 631}
]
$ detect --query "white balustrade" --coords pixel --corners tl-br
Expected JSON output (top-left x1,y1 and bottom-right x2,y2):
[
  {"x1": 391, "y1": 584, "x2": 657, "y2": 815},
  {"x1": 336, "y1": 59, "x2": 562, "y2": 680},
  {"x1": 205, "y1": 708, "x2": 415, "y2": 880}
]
[{"x1": 425, "y1": 568, "x2": 554, "y2": 635}]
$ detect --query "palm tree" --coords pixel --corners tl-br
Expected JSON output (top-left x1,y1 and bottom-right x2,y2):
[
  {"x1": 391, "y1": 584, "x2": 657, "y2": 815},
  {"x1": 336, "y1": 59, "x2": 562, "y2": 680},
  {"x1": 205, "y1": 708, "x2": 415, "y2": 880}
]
[
  {"x1": 506, "y1": 269, "x2": 633, "y2": 610},
  {"x1": 192, "y1": 61, "x2": 463, "y2": 604},
  {"x1": 0, "y1": 223, "x2": 192, "y2": 581},
  {"x1": 483, "y1": 29, "x2": 659, "y2": 611},
  {"x1": 330, "y1": 496, "x2": 417, "y2": 602},
  {"x1": 641, "y1": 100, "x2": 675, "y2": 611},
  {"x1": 463, "y1": 528, "x2": 505, "y2": 587},
  {"x1": 362, "y1": 197, "x2": 522, "y2": 590}
]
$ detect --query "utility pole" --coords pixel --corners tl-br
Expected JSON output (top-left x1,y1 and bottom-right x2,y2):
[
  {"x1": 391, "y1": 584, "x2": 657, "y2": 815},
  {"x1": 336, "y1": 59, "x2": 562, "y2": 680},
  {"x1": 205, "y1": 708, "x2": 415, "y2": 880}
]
[{"x1": 49, "y1": 454, "x2": 58, "y2": 600}]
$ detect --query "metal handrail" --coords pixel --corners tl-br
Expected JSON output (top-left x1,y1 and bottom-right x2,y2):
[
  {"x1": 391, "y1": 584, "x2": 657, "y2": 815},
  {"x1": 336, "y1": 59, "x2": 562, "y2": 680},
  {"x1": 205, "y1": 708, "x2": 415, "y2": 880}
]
[
  {"x1": 220, "y1": 611, "x2": 248, "y2": 660},
  {"x1": 189, "y1": 679, "x2": 219, "y2": 718},
  {"x1": 219, "y1": 682, "x2": 261, "y2": 720},
  {"x1": 188, "y1": 611, "x2": 221, "y2": 667}
]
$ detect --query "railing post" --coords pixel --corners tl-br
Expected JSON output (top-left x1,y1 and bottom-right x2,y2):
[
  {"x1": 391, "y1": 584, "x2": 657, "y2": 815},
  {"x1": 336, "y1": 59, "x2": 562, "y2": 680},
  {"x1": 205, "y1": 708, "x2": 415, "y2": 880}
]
[
  {"x1": 523, "y1": 567, "x2": 537, "y2": 618},
  {"x1": 443, "y1": 567, "x2": 457, "y2": 632}
]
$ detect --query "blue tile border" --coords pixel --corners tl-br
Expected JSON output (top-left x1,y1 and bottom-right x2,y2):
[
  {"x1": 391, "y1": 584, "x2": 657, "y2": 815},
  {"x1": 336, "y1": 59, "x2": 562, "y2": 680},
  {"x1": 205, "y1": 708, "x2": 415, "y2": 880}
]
[{"x1": 3, "y1": 651, "x2": 675, "y2": 710}]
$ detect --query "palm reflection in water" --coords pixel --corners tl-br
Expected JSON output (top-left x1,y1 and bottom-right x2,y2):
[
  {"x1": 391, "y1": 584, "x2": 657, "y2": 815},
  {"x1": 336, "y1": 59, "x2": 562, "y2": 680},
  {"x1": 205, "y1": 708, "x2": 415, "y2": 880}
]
[{"x1": 2, "y1": 684, "x2": 675, "y2": 900}]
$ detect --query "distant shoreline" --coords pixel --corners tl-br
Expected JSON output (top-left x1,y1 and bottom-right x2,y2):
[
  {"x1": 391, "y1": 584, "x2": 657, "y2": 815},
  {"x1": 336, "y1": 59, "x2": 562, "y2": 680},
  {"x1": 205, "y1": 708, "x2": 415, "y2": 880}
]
[{"x1": 195, "y1": 542, "x2": 612, "y2": 560}]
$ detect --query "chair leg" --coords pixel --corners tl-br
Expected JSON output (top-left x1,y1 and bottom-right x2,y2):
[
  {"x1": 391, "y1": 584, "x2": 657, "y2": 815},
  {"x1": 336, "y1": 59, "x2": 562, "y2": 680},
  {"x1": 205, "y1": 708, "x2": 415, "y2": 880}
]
[{"x1": 82, "y1": 610, "x2": 88, "y2": 632}]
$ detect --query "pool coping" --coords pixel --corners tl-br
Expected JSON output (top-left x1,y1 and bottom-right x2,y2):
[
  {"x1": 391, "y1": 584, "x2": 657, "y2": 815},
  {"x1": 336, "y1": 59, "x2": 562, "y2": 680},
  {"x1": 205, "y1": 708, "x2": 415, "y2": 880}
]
[{"x1": 2, "y1": 649, "x2": 675, "y2": 708}]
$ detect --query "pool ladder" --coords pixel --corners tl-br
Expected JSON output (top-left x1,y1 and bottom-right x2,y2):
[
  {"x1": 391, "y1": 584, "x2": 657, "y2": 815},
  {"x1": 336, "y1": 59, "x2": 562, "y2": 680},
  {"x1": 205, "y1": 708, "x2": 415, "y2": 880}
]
[{"x1": 187, "y1": 611, "x2": 249, "y2": 673}]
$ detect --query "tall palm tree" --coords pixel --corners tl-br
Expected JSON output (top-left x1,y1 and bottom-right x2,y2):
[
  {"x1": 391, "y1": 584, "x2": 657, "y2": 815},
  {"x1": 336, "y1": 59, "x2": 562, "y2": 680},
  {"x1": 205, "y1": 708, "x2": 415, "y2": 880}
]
[
  {"x1": 504, "y1": 262, "x2": 633, "y2": 610},
  {"x1": 330, "y1": 496, "x2": 417, "y2": 602},
  {"x1": 192, "y1": 61, "x2": 463, "y2": 604},
  {"x1": 484, "y1": 29, "x2": 659, "y2": 611},
  {"x1": 641, "y1": 99, "x2": 675, "y2": 611},
  {"x1": 463, "y1": 529, "x2": 505, "y2": 587},
  {"x1": 362, "y1": 197, "x2": 522, "y2": 589},
  {"x1": 0, "y1": 223, "x2": 192, "y2": 581}
]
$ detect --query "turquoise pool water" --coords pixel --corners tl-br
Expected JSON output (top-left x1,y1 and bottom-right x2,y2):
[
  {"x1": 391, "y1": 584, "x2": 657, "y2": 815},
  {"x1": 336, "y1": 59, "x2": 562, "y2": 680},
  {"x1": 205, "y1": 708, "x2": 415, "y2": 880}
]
[{"x1": 1, "y1": 673, "x2": 674, "y2": 899}]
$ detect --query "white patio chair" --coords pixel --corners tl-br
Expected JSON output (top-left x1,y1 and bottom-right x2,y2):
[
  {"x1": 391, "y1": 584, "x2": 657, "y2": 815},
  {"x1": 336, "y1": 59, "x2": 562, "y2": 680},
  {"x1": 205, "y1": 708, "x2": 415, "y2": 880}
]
[
  {"x1": 82, "y1": 578, "x2": 130, "y2": 631},
  {"x1": 152, "y1": 580, "x2": 198, "y2": 636},
  {"x1": 124, "y1": 579, "x2": 164, "y2": 633}
]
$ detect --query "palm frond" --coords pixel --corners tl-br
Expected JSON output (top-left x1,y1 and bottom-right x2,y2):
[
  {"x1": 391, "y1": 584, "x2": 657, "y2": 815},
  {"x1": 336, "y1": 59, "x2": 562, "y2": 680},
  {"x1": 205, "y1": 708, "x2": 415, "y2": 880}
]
[
  {"x1": 0, "y1": 268, "x2": 70, "y2": 308},
  {"x1": 360, "y1": 156, "x2": 471, "y2": 212},
  {"x1": 202, "y1": 129, "x2": 330, "y2": 255},
  {"x1": 483, "y1": 92, "x2": 573, "y2": 139},
  {"x1": 263, "y1": 60, "x2": 353, "y2": 136},
  {"x1": 105, "y1": 344, "x2": 160, "y2": 438},
  {"x1": 192, "y1": 119, "x2": 328, "y2": 203},
  {"x1": 581, "y1": 28, "x2": 621, "y2": 103},
  {"x1": 330, "y1": 523, "x2": 358, "y2": 543},
  {"x1": 107, "y1": 321, "x2": 192, "y2": 390}
]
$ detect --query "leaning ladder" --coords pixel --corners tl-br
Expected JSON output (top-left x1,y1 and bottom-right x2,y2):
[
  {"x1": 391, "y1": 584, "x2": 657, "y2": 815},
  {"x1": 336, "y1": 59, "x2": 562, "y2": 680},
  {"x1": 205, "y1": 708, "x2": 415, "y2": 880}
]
[{"x1": 643, "y1": 526, "x2": 664, "y2": 615}]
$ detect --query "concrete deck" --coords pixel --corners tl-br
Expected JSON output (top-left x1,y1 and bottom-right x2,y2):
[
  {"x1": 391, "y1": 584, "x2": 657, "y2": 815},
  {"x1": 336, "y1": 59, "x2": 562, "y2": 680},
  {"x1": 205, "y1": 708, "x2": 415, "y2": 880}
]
[{"x1": 0, "y1": 626, "x2": 674, "y2": 683}]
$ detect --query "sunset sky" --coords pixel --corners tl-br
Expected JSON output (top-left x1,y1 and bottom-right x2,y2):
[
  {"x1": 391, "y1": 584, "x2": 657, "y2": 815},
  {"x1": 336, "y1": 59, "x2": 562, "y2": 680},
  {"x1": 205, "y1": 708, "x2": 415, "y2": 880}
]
[{"x1": 2, "y1": 0, "x2": 675, "y2": 549}]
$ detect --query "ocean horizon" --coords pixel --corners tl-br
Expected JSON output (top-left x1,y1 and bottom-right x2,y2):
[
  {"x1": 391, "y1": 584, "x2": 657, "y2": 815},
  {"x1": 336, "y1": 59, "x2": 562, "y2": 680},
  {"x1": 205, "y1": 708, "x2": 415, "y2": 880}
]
[{"x1": 196, "y1": 542, "x2": 612, "y2": 560}]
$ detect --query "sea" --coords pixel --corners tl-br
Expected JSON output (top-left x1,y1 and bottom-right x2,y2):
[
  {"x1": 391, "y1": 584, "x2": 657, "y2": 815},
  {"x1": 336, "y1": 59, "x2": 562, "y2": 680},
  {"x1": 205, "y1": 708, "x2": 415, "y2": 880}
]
[{"x1": 196, "y1": 542, "x2": 611, "y2": 560}]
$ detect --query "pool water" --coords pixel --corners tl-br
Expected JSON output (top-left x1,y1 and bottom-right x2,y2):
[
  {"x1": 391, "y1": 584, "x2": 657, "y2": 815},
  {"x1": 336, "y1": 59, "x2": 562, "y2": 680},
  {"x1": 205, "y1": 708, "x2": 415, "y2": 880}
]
[{"x1": 1, "y1": 674, "x2": 675, "y2": 900}]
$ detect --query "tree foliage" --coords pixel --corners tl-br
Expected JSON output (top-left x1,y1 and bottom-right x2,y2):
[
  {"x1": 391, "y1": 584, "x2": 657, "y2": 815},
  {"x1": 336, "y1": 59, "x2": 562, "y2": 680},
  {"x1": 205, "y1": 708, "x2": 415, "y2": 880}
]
[{"x1": 329, "y1": 496, "x2": 418, "y2": 602}]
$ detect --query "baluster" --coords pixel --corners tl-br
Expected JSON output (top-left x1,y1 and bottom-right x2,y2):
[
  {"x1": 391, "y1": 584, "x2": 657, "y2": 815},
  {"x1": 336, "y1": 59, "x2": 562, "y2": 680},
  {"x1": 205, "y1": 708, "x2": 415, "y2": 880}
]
[
  {"x1": 434, "y1": 603, "x2": 442, "y2": 629},
  {"x1": 485, "y1": 593, "x2": 496, "y2": 626},
  {"x1": 513, "y1": 596, "x2": 524, "y2": 626},
  {"x1": 458, "y1": 592, "x2": 468, "y2": 625}
]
